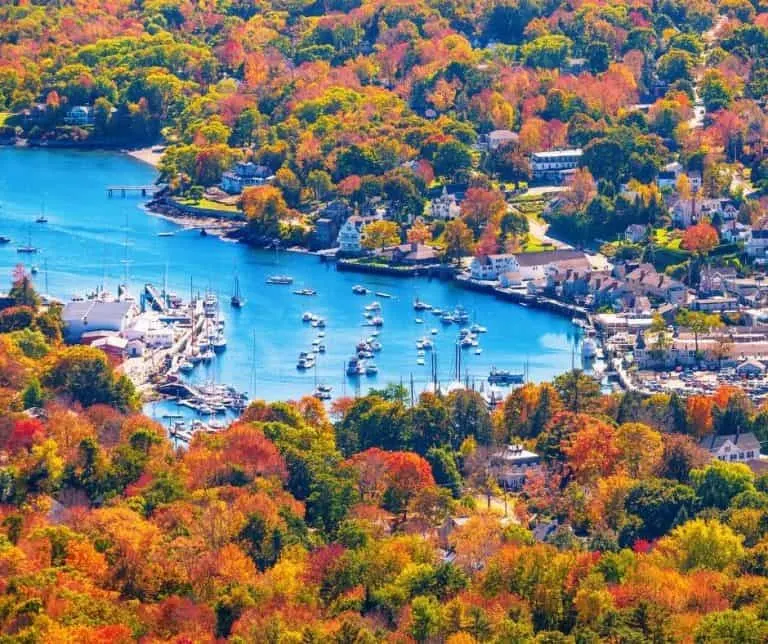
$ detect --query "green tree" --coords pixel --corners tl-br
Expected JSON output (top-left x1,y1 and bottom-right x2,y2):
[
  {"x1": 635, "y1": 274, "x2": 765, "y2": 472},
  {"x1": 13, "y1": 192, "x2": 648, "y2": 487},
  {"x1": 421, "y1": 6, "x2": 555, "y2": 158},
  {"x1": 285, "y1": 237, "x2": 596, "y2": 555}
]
[
  {"x1": 695, "y1": 610, "x2": 768, "y2": 644},
  {"x1": 409, "y1": 595, "x2": 443, "y2": 643},
  {"x1": 691, "y1": 460, "x2": 755, "y2": 510},
  {"x1": 553, "y1": 370, "x2": 601, "y2": 413}
]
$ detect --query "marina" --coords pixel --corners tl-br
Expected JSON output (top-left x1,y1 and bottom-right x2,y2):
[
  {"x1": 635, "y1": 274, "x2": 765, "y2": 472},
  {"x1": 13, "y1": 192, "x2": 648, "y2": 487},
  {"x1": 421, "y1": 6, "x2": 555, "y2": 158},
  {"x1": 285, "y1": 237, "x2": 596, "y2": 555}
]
[{"x1": 0, "y1": 148, "x2": 584, "y2": 420}]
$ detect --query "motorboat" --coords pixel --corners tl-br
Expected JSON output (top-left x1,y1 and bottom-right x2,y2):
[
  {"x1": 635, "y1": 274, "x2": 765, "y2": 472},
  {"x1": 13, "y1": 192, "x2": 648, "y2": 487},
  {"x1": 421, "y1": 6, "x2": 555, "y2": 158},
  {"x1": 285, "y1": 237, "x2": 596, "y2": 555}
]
[
  {"x1": 293, "y1": 288, "x2": 317, "y2": 296},
  {"x1": 432, "y1": 308, "x2": 443, "y2": 316},
  {"x1": 474, "y1": 348, "x2": 482, "y2": 355},
  {"x1": 430, "y1": 328, "x2": 438, "y2": 335},
  {"x1": 313, "y1": 387, "x2": 332, "y2": 400},
  {"x1": 454, "y1": 306, "x2": 469, "y2": 324},
  {"x1": 441, "y1": 312, "x2": 454, "y2": 325},
  {"x1": 30, "y1": 265, "x2": 38, "y2": 275},
  {"x1": 415, "y1": 318, "x2": 423, "y2": 324},
  {"x1": 365, "y1": 301, "x2": 381, "y2": 311},
  {"x1": 470, "y1": 323, "x2": 487, "y2": 334},
  {"x1": 35, "y1": 216, "x2": 48, "y2": 224},
  {"x1": 416, "y1": 357, "x2": 425, "y2": 365},
  {"x1": 302, "y1": 311, "x2": 314, "y2": 322},
  {"x1": 347, "y1": 357, "x2": 365, "y2": 376},
  {"x1": 421, "y1": 338, "x2": 433, "y2": 350},
  {"x1": 318, "y1": 344, "x2": 327, "y2": 353},
  {"x1": 317, "y1": 384, "x2": 333, "y2": 393},
  {"x1": 375, "y1": 292, "x2": 392, "y2": 298},
  {"x1": 17, "y1": 245, "x2": 38, "y2": 254},
  {"x1": 311, "y1": 318, "x2": 326, "y2": 328},
  {"x1": 0, "y1": 236, "x2": 10, "y2": 244},
  {"x1": 460, "y1": 336, "x2": 474, "y2": 348},
  {"x1": 212, "y1": 334, "x2": 227, "y2": 352},
  {"x1": 413, "y1": 297, "x2": 431, "y2": 311},
  {"x1": 267, "y1": 275, "x2": 293, "y2": 285},
  {"x1": 488, "y1": 368, "x2": 524, "y2": 385},
  {"x1": 370, "y1": 316, "x2": 384, "y2": 327},
  {"x1": 352, "y1": 285, "x2": 368, "y2": 295},
  {"x1": 297, "y1": 353, "x2": 316, "y2": 369},
  {"x1": 365, "y1": 363, "x2": 378, "y2": 375},
  {"x1": 157, "y1": 231, "x2": 174, "y2": 237},
  {"x1": 196, "y1": 337, "x2": 211, "y2": 351}
]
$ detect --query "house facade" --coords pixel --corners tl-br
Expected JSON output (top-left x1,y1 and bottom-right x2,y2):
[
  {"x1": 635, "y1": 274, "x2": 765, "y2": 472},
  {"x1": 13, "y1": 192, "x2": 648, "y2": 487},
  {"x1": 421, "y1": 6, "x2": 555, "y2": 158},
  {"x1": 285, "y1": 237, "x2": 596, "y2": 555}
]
[
  {"x1": 337, "y1": 217, "x2": 364, "y2": 254},
  {"x1": 531, "y1": 149, "x2": 582, "y2": 183},
  {"x1": 221, "y1": 162, "x2": 274, "y2": 194},
  {"x1": 699, "y1": 432, "x2": 761, "y2": 463},
  {"x1": 64, "y1": 105, "x2": 94, "y2": 126},
  {"x1": 431, "y1": 187, "x2": 461, "y2": 220},
  {"x1": 470, "y1": 254, "x2": 518, "y2": 280}
]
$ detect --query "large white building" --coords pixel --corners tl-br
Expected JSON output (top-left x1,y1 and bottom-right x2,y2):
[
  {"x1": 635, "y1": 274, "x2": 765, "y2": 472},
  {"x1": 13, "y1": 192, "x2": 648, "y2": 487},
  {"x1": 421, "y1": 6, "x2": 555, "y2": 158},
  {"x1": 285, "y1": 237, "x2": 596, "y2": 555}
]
[
  {"x1": 430, "y1": 187, "x2": 461, "y2": 220},
  {"x1": 337, "y1": 216, "x2": 364, "y2": 253},
  {"x1": 531, "y1": 149, "x2": 582, "y2": 182},
  {"x1": 62, "y1": 300, "x2": 136, "y2": 342},
  {"x1": 221, "y1": 162, "x2": 274, "y2": 194},
  {"x1": 470, "y1": 254, "x2": 518, "y2": 280}
]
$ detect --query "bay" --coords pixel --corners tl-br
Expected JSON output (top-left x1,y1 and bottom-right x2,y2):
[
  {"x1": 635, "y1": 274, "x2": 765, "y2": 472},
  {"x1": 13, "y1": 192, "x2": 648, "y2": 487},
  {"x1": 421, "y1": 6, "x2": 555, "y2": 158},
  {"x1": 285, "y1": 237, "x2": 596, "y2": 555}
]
[{"x1": 0, "y1": 147, "x2": 582, "y2": 418}]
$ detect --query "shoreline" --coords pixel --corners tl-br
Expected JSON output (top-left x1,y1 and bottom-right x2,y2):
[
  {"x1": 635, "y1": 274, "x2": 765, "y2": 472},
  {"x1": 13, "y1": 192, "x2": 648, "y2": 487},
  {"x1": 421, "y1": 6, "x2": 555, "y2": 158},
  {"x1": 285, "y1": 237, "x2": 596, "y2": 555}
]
[{"x1": 126, "y1": 146, "x2": 163, "y2": 168}]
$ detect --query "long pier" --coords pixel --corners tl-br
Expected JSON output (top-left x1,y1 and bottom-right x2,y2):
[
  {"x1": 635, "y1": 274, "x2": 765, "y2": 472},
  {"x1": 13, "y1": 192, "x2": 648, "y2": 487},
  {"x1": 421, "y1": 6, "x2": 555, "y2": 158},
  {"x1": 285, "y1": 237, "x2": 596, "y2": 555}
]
[{"x1": 106, "y1": 184, "x2": 163, "y2": 197}]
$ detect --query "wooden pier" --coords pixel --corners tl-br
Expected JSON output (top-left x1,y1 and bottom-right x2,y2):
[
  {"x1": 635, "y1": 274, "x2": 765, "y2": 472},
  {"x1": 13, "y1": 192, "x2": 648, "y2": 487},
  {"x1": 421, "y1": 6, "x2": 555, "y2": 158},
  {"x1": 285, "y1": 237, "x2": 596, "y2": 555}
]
[{"x1": 106, "y1": 184, "x2": 163, "y2": 197}]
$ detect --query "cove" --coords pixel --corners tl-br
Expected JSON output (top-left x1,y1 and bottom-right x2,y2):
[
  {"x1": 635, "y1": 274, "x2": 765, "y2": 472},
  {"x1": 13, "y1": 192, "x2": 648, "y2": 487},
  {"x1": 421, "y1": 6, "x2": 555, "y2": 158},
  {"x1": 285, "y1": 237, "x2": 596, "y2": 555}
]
[{"x1": 0, "y1": 147, "x2": 581, "y2": 416}]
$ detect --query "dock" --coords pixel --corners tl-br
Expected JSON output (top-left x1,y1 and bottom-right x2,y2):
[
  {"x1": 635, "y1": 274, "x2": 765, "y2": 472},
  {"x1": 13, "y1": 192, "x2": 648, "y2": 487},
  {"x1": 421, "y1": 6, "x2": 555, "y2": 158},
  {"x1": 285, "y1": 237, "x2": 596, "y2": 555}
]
[{"x1": 106, "y1": 184, "x2": 164, "y2": 197}]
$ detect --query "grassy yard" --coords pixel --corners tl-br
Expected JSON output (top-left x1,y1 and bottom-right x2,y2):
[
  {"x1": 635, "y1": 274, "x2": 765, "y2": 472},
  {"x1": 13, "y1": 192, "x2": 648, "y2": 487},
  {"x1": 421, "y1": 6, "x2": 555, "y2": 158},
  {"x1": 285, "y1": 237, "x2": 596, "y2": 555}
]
[
  {"x1": 0, "y1": 112, "x2": 10, "y2": 126},
  {"x1": 176, "y1": 197, "x2": 239, "y2": 213}
]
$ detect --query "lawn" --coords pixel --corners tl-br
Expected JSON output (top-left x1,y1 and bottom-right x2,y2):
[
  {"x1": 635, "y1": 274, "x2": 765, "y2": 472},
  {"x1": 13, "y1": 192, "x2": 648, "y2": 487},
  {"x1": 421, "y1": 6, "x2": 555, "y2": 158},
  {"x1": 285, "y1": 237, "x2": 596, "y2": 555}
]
[
  {"x1": 0, "y1": 112, "x2": 10, "y2": 126},
  {"x1": 176, "y1": 197, "x2": 239, "y2": 213}
]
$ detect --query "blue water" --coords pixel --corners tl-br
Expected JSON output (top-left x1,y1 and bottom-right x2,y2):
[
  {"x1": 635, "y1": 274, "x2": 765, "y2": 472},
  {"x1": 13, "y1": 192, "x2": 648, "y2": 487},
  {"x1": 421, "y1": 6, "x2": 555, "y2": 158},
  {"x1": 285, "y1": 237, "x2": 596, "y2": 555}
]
[{"x1": 0, "y1": 147, "x2": 581, "y2": 418}]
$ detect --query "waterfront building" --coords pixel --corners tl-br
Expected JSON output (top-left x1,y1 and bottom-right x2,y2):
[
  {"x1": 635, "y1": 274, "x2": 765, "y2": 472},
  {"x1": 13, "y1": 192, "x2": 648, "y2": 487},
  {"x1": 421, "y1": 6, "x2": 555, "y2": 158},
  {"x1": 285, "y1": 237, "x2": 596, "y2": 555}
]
[
  {"x1": 337, "y1": 216, "x2": 364, "y2": 254},
  {"x1": 64, "y1": 105, "x2": 94, "y2": 127},
  {"x1": 90, "y1": 335, "x2": 129, "y2": 362},
  {"x1": 470, "y1": 253, "x2": 518, "y2": 280},
  {"x1": 220, "y1": 161, "x2": 274, "y2": 194},
  {"x1": 430, "y1": 187, "x2": 461, "y2": 220},
  {"x1": 515, "y1": 249, "x2": 590, "y2": 282},
  {"x1": 376, "y1": 242, "x2": 440, "y2": 266},
  {"x1": 624, "y1": 263, "x2": 688, "y2": 305},
  {"x1": 531, "y1": 149, "x2": 582, "y2": 183},
  {"x1": 62, "y1": 300, "x2": 136, "y2": 342}
]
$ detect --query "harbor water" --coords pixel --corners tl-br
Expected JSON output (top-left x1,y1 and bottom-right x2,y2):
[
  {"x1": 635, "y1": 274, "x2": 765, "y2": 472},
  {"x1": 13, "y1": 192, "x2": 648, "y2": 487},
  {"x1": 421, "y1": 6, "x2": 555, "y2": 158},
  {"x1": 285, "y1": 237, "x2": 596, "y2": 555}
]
[{"x1": 0, "y1": 148, "x2": 583, "y2": 420}]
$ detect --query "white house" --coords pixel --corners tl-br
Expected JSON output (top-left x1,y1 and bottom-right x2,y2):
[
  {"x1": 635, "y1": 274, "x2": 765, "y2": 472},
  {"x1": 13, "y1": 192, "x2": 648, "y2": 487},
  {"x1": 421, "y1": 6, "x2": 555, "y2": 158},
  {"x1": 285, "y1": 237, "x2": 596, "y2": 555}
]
[
  {"x1": 64, "y1": 105, "x2": 94, "y2": 126},
  {"x1": 470, "y1": 254, "x2": 518, "y2": 280},
  {"x1": 337, "y1": 216, "x2": 364, "y2": 253},
  {"x1": 624, "y1": 224, "x2": 647, "y2": 243},
  {"x1": 430, "y1": 187, "x2": 461, "y2": 220},
  {"x1": 671, "y1": 198, "x2": 737, "y2": 228},
  {"x1": 62, "y1": 300, "x2": 136, "y2": 342},
  {"x1": 221, "y1": 161, "x2": 274, "y2": 194},
  {"x1": 699, "y1": 432, "x2": 762, "y2": 463},
  {"x1": 488, "y1": 129, "x2": 519, "y2": 151},
  {"x1": 747, "y1": 219, "x2": 768, "y2": 258},
  {"x1": 515, "y1": 249, "x2": 591, "y2": 281},
  {"x1": 657, "y1": 162, "x2": 702, "y2": 191},
  {"x1": 531, "y1": 149, "x2": 582, "y2": 182},
  {"x1": 489, "y1": 444, "x2": 541, "y2": 491}
]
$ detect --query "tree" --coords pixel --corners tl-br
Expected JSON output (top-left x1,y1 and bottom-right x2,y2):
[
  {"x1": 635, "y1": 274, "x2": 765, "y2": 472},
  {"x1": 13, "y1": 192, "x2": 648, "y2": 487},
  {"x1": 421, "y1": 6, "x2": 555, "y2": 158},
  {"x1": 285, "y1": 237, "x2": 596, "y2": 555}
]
[
  {"x1": 410, "y1": 596, "x2": 443, "y2": 643},
  {"x1": 443, "y1": 219, "x2": 474, "y2": 262},
  {"x1": 433, "y1": 140, "x2": 472, "y2": 179},
  {"x1": 307, "y1": 169, "x2": 333, "y2": 201},
  {"x1": 522, "y1": 35, "x2": 573, "y2": 69},
  {"x1": 407, "y1": 219, "x2": 432, "y2": 244},
  {"x1": 586, "y1": 42, "x2": 611, "y2": 74},
  {"x1": 362, "y1": 220, "x2": 400, "y2": 250},
  {"x1": 695, "y1": 610, "x2": 768, "y2": 644},
  {"x1": 553, "y1": 370, "x2": 601, "y2": 413},
  {"x1": 675, "y1": 309, "x2": 722, "y2": 357},
  {"x1": 9, "y1": 264, "x2": 39, "y2": 308},
  {"x1": 616, "y1": 423, "x2": 663, "y2": 478},
  {"x1": 658, "y1": 519, "x2": 744, "y2": 571},
  {"x1": 657, "y1": 50, "x2": 694, "y2": 83},
  {"x1": 241, "y1": 185, "x2": 290, "y2": 238},
  {"x1": 681, "y1": 223, "x2": 719, "y2": 254},
  {"x1": 460, "y1": 187, "x2": 506, "y2": 237},
  {"x1": 691, "y1": 460, "x2": 755, "y2": 510},
  {"x1": 562, "y1": 418, "x2": 620, "y2": 485}
]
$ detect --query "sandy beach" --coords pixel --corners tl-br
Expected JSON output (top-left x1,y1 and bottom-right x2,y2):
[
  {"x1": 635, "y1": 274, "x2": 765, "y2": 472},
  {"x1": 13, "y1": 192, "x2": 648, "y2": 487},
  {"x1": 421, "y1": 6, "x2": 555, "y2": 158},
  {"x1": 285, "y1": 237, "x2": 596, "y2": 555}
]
[{"x1": 127, "y1": 146, "x2": 164, "y2": 168}]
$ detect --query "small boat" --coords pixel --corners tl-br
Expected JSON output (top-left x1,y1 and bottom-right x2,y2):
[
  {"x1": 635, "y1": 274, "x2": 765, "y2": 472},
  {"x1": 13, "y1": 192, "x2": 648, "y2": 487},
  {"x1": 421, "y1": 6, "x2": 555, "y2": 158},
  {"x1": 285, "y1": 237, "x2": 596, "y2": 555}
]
[
  {"x1": 416, "y1": 357, "x2": 425, "y2": 365},
  {"x1": 413, "y1": 297, "x2": 432, "y2": 311},
  {"x1": 460, "y1": 336, "x2": 473, "y2": 348},
  {"x1": 347, "y1": 357, "x2": 365, "y2": 376},
  {"x1": 267, "y1": 275, "x2": 293, "y2": 285},
  {"x1": 441, "y1": 312, "x2": 454, "y2": 325},
  {"x1": 375, "y1": 291, "x2": 392, "y2": 298},
  {"x1": 212, "y1": 334, "x2": 227, "y2": 352},
  {"x1": 352, "y1": 285, "x2": 368, "y2": 295},
  {"x1": 311, "y1": 318, "x2": 326, "y2": 328},
  {"x1": 417, "y1": 349, "x2": 425, "y2": 357},
  {"x1": 415, "y1": 318, "x2": 423, "y2": 324},
  {"x1": 293, "y1": 288, "x2": 317, "y2": 296},
  {"x1": 370, "y1": 316, "x2": 384, "y2": 327},
  {"x1": 421, "y1": 338, "x2": 433, "y2": 350},
  {"x1": 317, "y1": 384, "x2": 332, "y2": 393},
  {"x1": 488, "y1": 368, "x2": 524, "y2": 385},
  {"x1": 17, "y1": 246, "x2": 37, "y2": 254},
  {"x1": 313, "y1": 388, "x2": 332, "y2": 400},
  {"x1": 231, "y1": 276, "x2": 245, "y2": 308},
  {"x1": 30, "y1": 265, "x2": 38, "y2": 275},
  {"x1": 179, "y1": 360, "x2": 194, "y2": 373},
  {"x1": 470, "y1": 323, "x2": 487, "y2": 334},
  {"x1": 0, "y1": 236, "x2": 10, "y2": 244},
  {"x1": 454, "y1": 306, "x2": 470, "y2": 324},
  {"x1": 365, "y1": 363, "x2": 378, "y2": 375},
  {"x1": 474, "y1": 348, "x2": 482, "y2": 355},
  {"x1": 200, "y1": 349, "x2": 215, "y2": 362},
  {"x1": 431, "y1": 328, "x2": 438, "y2": 335},
  {"x1": 416, "y1": 340, "x2": 424, "y2": 350},
  {"x1": 157, "y1": 231, "x2": 175, "y2": 237},
  {"x1": 432, "y1": 308, "x2": 443, "y2": 316},
  {"x1": 370, "y1": 341, "x2": 382, "y2": 352},
  {"x1": 318, "y1": 344, "x2": 326, "y2": 353},
  {"x1": 365, "y1": 301, "x2": 381, "y2": 311},
  {"x1": 297, "y1": 353, "x2": 316, "y2": 369},
  {"x1": 317, "y1": 331, "x2": 326, "y2": 338},
  {"x1": 35, "y1": 216, "x2": 48, "y2": 224},
  {"x1": 302, "y1": 311, "x2": 314, "y2": 322}
]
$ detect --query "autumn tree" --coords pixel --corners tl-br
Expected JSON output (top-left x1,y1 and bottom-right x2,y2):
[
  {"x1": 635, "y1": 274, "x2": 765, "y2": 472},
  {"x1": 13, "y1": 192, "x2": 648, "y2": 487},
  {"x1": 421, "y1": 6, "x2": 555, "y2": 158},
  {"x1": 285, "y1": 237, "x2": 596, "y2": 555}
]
[
  {"x1": 362, "y1": 220, "x2": 400, "y2": 249},
  {"x1": 681, "y1": 223, "x2": 719, "y2": 254}
]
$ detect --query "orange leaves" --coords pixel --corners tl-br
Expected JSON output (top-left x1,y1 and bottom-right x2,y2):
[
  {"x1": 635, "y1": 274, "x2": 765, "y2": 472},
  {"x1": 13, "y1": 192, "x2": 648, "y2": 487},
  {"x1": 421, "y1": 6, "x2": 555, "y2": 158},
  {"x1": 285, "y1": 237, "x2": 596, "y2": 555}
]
[
  {"x1": 681, "y1": 223, "x2": 719, "y2": 254},
  {"x1": 460, "y1": 187, "x2": 506, "y2": 237},
  {"x1": 686, "y1": 395, "x2": 715, "y2": 438},
  {"x1": 347, "y1": 448, "x2": 434, "y2": 506},
  {"x1": 184, "y1": 423, "x2": 287, "y2": 489},
  {"x1": 561, "y1": 417, "x2": 620, "y2": 485},
  {"x1": 7, "y1": 417, "x2": 45, "y2": 453}
]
